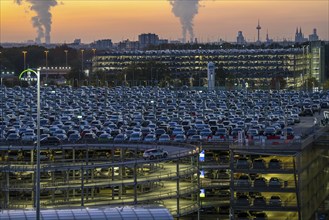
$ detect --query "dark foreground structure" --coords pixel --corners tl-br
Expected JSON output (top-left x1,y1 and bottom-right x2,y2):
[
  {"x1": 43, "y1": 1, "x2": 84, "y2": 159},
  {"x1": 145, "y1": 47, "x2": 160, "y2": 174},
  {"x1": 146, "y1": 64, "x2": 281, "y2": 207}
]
[{"x1": 0, "y1": 206, "x2": 173, "y2": 220}]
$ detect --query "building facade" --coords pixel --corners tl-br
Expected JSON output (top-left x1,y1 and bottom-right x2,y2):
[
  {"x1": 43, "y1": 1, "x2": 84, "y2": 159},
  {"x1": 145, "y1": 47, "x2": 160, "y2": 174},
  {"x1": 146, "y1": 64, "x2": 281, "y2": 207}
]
[
  {"x1": 237, "y1": 31, "x2": 246, "y2": 45},
  {"x1": 138, "y1": 33, "x2": 160, "y2": 49},
  {"x1": 91, "y1": 39, "x2": 113, "y2": 50},
  {"x1": 309, "y1": 28, "x2": 319, "y2": 42},
  {"x1": 93, "y1": 43, "x2": 328, "y2": 88},
  {"x1": 295, "y1": 28, "x2": 308, "y2": 44}
]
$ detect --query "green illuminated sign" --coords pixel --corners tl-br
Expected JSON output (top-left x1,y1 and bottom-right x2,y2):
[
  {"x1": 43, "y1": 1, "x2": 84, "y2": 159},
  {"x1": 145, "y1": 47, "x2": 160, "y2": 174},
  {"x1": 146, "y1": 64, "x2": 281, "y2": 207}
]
[{"x1": 19, "y1": 68, "x2": 38, "y2": 82}]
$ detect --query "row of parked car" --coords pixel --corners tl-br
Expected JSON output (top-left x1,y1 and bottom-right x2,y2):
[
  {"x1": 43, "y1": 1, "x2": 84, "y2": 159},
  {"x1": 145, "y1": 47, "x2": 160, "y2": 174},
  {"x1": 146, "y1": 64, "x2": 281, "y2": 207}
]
[
  {"x1": 236, "y1": 175, "x2": 285, "y2": 188},
  {"x1": 236, "y1": 194, "x2": 283, "y2": 207},
  {"x1": 236, "y1": 158, "x2": 282, "y2": 170},
  {"x1": 0, "y1": 86, "x2": 327, "y2": 146}
]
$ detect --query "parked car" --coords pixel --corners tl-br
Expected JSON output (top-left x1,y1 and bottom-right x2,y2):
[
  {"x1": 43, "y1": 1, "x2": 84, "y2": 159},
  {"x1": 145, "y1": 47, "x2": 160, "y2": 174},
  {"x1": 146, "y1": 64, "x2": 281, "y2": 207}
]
[
  {"x1": 55, "y1": 133, "x2": 68, "y2": 141},
  {"x1": 253, "y1": 177, "x2": 268, "y2": 187},
  {"x1": 189, "y1": 135, "x2": 202, "y2": 143},
  {"x1": 246, "y1": 129, "x2": 259, "y2": 139},
  {"x1": 82, "y1": 132, "x2": 97, "y2": 141},
  {"x1": 6, "y1": 133, "x2": 20, "y2": 142},
  {"x1": 113, "y1": 133, "x2": 128, "y2": 142},
  {"x1": 143, "y1": 133, "x2": 156, "y2": 143},
  {"x1": 269, "y1": 195, "x2": 282, "y2": 206},
  {"x1": 39, "y1": 136, "x2": 61, "y2": 146},
  {"x1": 236, "y1": 158, "x2": 251, "y2": 169},
  {"x1": 129, "y1": 132, "x2": 143, "y2": 142},
  {"x1": 236, "y1": 174, "x2": 251, "y2": 187},
  {"x1": 21, "y1": 133, "x2": 37, "y2": 143},
  {"x1": 68, "y1": 133, "x2": 81, "y2": 143},
  {"x1": 158, "y1": 134, "x2": 171, "y2": 143},
  {"x1": 236, "y1": 211, "x2": 253, "y2": 220},
  {"x1": 253, "y1": 196, "x2": 267, "y2": 206},
  {"x1": 98, "y1": 133, "x2": 112, "y2": 142},
  {"x1": 268, "y1": 158, "x2": 282, "y2": 169},
  {"x1": 252, "y1": 159, "x2": 266, "y2": 169},
  {"x1": 173, "y1": 134, "x2": 186, "y2": 142},
  {"x1": 236, "y1": 194, "x2": 251, "y2": 206},
  {"x1": 253, "y1": 212, "x2": 268, "y2": 220},
  {"x1": 300, "y1": 107, "x2": 313, "y2": 116},
  {"x1": 269, "y1": 177, "x2": 282, "y2": 188}
]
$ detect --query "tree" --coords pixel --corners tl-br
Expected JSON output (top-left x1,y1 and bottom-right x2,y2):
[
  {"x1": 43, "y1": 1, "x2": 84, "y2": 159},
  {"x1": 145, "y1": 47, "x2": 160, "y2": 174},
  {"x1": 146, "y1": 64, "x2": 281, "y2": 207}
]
[
  {"x1": 270, "y1": 76, "x2": 287, "y2": 90},
  {"x1": 123, "y1": 61, "x2": 171, "y2": 87},
  {"x1": 322, "y1": 80, "x2": 329, "y2": 90},
  {"x1": 215, "y1": 65, "x2": 226, "y2": 87},
  {"x1": 301, "y1": 77, "x2": 319, "y2": 91}
]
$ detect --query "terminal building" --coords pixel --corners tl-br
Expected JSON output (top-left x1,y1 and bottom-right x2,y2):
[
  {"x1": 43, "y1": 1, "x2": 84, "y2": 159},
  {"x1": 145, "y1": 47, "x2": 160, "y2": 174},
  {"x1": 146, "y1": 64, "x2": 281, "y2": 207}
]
[{"x1": 92, "y1": 41, "x2": 328, "y2": 89}]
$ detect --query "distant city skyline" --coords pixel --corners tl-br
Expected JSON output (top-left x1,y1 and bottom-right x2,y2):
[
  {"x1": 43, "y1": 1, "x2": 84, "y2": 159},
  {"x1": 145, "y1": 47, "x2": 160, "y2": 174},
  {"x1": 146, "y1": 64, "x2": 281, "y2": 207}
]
[{"x1": 0, "y1": 0, "x2": 328, "y2": 44}]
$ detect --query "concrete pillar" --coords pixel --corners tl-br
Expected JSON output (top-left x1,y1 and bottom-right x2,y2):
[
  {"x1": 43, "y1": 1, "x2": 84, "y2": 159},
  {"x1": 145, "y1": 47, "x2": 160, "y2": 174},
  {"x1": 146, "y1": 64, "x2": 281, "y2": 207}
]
[
  {"x1": 65, "y1": 171, "x2": 69, "y2": 201},
  {"x1": 134, "y1": 163, "x2": 137, "y2": 205},
  {"x1": 91, "y1": 168, "x2": 94, "y2": 199},
  {"x1": 196, "y1": 154, "x2": 200, "y2": 220},
  {"x1": 31, "y1": 150, "x2": 35, "y2": 207},
  {"x1": 229, "y1": 149, "x2": 235, "y2": 220},
  {"x1": 85, "y1": 150, "x2": 89, "y2": 201},
  {"x1": 81, "y1": 167, "x2": 84, "y2": 206},
  {"x1": 73, "y1": 149, "x2": 76, "y2": 197},
  {"x1": 5, "y1": 172, "x2": 9, "y2": 208},
  {"x1": 176, "y1": 161, "x2": 180, "y2": 219},
  {"x1": 51, "y1": 171, "x2": 55, "y2": 204}
]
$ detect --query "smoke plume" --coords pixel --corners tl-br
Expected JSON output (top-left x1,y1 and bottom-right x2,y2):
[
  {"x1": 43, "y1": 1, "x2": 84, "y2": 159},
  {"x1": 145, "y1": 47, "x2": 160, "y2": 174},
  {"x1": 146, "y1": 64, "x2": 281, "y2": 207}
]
[
  {"x1": 169, "y1": 0, "x2": 199, "y2": 43},
  {"x1": 15, "y1": 0, "x2": 58, "y2": 44}
]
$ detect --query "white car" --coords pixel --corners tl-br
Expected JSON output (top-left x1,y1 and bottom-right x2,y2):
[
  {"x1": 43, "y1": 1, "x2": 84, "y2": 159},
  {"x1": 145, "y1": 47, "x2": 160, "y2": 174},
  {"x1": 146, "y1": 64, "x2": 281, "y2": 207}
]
[{"x1": 143, "y1": 149, "x2": 168, "y2": 160}]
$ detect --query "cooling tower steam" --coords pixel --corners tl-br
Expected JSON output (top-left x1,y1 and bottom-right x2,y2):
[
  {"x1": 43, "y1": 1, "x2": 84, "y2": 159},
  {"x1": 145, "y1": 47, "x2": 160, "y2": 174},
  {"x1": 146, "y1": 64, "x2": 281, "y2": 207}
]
[
  {"x1": 169, "y1": 0, "x2": 199, "y2": 43},
  {"x1": 15, "y1": 0, "x2": 58, "y2": 44}
]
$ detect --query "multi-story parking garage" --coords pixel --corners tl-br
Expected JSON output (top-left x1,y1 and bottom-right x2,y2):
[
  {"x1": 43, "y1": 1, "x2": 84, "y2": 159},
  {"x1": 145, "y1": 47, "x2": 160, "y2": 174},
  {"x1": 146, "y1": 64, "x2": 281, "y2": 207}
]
[
  {"x1": 1, "y1": 130, "x2": 328, "y2": 220},
  {"x1": 93, "y1": 41, "x2": 327, "y2": 87},
  {"x1": 196, "y1": 127, "x2": 329, "y2": 220},
  {"x1": 0, "y1": 143, "x2": 199, "y2": 218}
]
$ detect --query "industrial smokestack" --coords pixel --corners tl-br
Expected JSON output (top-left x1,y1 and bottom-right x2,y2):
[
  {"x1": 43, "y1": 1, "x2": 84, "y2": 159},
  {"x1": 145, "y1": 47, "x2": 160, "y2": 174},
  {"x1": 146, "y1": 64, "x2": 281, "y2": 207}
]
[
  {"x1": 15, "y1": 0, "x2": 58, "y2": 44},
  {"x1": 45, "y1": 35, "x2": 51, "y2": 45},
  {"x1": 169, "y1": 0, "x2": 199, "y2": 43}
]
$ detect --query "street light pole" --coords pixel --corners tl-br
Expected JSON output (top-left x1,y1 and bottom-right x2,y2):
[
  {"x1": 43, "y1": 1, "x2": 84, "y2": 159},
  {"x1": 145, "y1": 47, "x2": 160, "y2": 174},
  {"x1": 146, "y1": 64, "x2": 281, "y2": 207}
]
[
  {"x1": 0, "y1": 52, "x2": 2, "y2": 140},
  {"x1": 22, "y1": 51, "x2": 27, "y2": 70},
  {"x1": 92, "y1": 48, "x2": 96, "y2": 70},
  {"x1": 19, "y1": 68, "x2": 41, "y2": 220},
  {"x1": 64, "y1": 50, "x2": 68, "y2": 68},
  {"x1": 36, "y1": 68, "x2": 41, "y2": 220},
  {"x1": 1, "y1": 76, "x2": 2, "y2": 140},
  {"x1": 44, "y1": 50, "x2": 49, "y2": 84},
  {"x1": 80, "y1": 49, "x2": 84, "y2": 87},
  {"x1": 92, "y1": 48, "x2": 96, "y2": 86}
]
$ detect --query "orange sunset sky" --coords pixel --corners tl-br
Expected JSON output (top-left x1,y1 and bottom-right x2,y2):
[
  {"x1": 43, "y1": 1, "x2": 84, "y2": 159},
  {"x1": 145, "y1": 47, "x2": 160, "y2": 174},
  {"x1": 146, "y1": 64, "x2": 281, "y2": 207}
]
[{"x1": 0, "y1": 0, "x2": 328, "y2": 43}]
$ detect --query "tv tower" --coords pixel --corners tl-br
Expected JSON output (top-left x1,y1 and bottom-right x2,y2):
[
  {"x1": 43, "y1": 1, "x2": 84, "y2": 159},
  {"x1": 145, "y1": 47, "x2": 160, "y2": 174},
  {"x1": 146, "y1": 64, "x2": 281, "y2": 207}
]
[{"x1": 256, "y1": 20, "x2": 261, "y2": 43}]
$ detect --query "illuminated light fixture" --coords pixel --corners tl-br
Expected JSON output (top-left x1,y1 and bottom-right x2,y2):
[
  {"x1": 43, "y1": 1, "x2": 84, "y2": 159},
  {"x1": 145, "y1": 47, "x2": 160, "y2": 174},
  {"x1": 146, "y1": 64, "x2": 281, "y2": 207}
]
[
  {"x1": 200, "y1": 189, "x2": 205, "y2": 198},
  {"x1": 199, "y1": 150, "x2": 205, "y2": 162},
  {"x1": 200, "y1": 170, "x2": 205, "y2": 178}
]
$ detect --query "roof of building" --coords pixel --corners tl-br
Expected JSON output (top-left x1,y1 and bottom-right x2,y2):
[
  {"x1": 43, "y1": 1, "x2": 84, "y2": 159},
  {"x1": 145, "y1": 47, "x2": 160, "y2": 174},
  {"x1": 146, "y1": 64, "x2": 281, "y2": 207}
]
[
  {"x1": 0, "y1": 206, "x2": 173, "y2": 220},
  {"x1": 100, "y1": 48, "x2": 302, "y2": 56}
]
